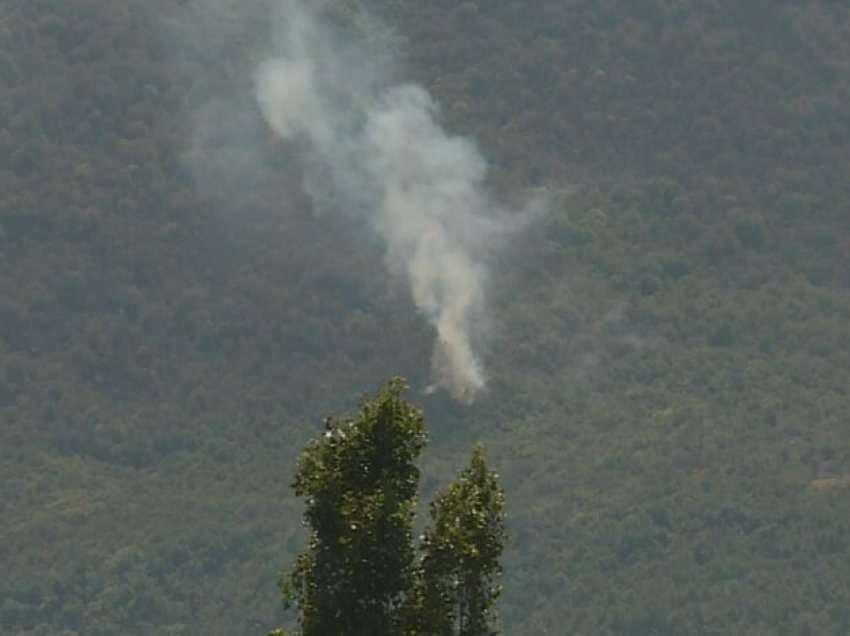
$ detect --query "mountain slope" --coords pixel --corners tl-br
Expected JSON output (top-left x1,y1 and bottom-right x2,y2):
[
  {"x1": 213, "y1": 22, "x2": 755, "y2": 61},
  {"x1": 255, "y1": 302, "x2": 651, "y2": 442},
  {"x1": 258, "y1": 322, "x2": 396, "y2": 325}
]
[{"x1": 2, "y1": 0, "x2": 850, "y2": 634}]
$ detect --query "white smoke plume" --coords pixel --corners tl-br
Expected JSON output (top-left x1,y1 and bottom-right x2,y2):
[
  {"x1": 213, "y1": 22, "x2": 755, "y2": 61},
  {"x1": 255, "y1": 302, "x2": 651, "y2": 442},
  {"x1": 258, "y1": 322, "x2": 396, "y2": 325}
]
[{"x1": 256, "y1": 0, "x2": 529, "y2": 402}]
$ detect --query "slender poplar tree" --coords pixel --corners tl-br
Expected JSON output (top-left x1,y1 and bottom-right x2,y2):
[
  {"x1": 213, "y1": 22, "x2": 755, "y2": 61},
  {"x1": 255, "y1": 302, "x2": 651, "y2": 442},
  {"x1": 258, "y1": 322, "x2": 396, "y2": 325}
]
[
  {"x1": 271, "y1": 378, "x2": 505, "y2": 636},
  {"x1": 414, "y1": 446, "x2": 506, "y2": 636},
  {"x1": 278, "y1": 377, "x2": 426, "y2": 636}
]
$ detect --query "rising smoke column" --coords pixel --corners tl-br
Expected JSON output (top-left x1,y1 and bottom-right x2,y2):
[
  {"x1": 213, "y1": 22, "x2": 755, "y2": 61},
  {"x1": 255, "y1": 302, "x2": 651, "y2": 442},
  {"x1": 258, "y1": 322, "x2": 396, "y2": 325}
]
[{"x1": 256, "y1": 0, "x2": 509, "y2": 402}]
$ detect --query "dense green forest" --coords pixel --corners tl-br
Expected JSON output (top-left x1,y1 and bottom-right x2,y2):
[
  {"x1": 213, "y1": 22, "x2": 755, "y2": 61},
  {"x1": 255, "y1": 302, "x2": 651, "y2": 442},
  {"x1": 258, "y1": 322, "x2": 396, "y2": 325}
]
[{"x1": 2, "y1": 0, "x2": 850, "y2": 634}]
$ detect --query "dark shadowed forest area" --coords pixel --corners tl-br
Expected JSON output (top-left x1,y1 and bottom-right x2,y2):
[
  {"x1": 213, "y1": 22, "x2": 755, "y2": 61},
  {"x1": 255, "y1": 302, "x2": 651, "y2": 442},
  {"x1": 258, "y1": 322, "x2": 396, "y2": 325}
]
[{"x1": 3, "y1": 0, "x2": 850, "y2": 634}]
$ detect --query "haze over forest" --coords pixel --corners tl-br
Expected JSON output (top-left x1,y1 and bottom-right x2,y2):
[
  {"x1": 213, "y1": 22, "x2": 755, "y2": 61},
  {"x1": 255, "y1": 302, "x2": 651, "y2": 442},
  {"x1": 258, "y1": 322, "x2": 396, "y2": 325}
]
[{"x1": 3, "y1": 0, "x2": 850, "y2": 634}]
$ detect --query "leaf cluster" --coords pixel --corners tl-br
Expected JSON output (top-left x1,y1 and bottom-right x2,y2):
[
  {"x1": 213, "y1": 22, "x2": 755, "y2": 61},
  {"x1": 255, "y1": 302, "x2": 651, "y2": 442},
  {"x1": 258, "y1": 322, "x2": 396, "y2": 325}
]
[{"x1": 277, "y1": 379, "x2": 506, "y2": 636}]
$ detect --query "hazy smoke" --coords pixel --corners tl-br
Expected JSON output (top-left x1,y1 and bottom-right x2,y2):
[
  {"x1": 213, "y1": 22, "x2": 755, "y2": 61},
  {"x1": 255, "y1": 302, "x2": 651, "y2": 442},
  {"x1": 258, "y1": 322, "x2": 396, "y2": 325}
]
[{"x1": 256, "y1": 0, "x2": 525, "y2": 402}]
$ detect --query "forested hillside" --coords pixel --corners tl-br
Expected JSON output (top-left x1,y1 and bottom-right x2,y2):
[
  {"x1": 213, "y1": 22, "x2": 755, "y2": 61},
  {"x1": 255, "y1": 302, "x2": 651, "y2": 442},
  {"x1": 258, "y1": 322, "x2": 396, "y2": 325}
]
[{"x1": 3, "y1": 0, "x2": 850, "y2": 634}]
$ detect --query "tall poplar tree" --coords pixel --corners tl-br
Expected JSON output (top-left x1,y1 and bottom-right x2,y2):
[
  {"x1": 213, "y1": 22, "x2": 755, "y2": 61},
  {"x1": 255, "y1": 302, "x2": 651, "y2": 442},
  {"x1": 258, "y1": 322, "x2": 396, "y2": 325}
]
[
  {"x1": 278, "y1": 377, "x2": 426, "y2": 636},
  {"x1": 271, "y1": 377, "x2": 505, "y2": 636},
  {"x1": 414, "y1": 447, "x2": 506, "y2": 636}
]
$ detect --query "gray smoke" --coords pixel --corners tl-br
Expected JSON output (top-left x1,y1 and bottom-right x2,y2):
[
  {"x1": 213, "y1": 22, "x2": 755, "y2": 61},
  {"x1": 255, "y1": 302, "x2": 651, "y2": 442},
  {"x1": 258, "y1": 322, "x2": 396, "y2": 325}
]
[{"x1": 256, "y1": 0, "x2": 531, "y2": 402}]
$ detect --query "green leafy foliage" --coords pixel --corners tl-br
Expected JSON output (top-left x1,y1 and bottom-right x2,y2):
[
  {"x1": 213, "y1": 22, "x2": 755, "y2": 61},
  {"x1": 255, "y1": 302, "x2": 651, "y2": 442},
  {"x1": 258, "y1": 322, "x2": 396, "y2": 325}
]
[
  {"x1": 274, "y1": 379, "x2": 505, "y2": 636},
  {"x1": 282, "y1": 378, "x2": 426, "y2": 636},
  {"x1": 415, "y1": 446, "x2": 506, "y2": 636}
]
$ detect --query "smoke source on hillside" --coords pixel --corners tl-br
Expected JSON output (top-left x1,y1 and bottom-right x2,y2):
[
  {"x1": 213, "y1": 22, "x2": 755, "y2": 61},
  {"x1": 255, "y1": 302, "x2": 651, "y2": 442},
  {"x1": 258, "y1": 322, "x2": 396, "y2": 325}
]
[{"x1": 255, "y1": 0, "x2": 536, "y2": 402}]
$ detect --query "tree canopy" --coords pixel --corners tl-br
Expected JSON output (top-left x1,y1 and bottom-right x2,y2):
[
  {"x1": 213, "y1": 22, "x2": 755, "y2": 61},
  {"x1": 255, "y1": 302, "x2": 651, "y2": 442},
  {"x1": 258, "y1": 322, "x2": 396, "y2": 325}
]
[{"x1": 273, "y1": 378, "x2": 506, "y2": 636}]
